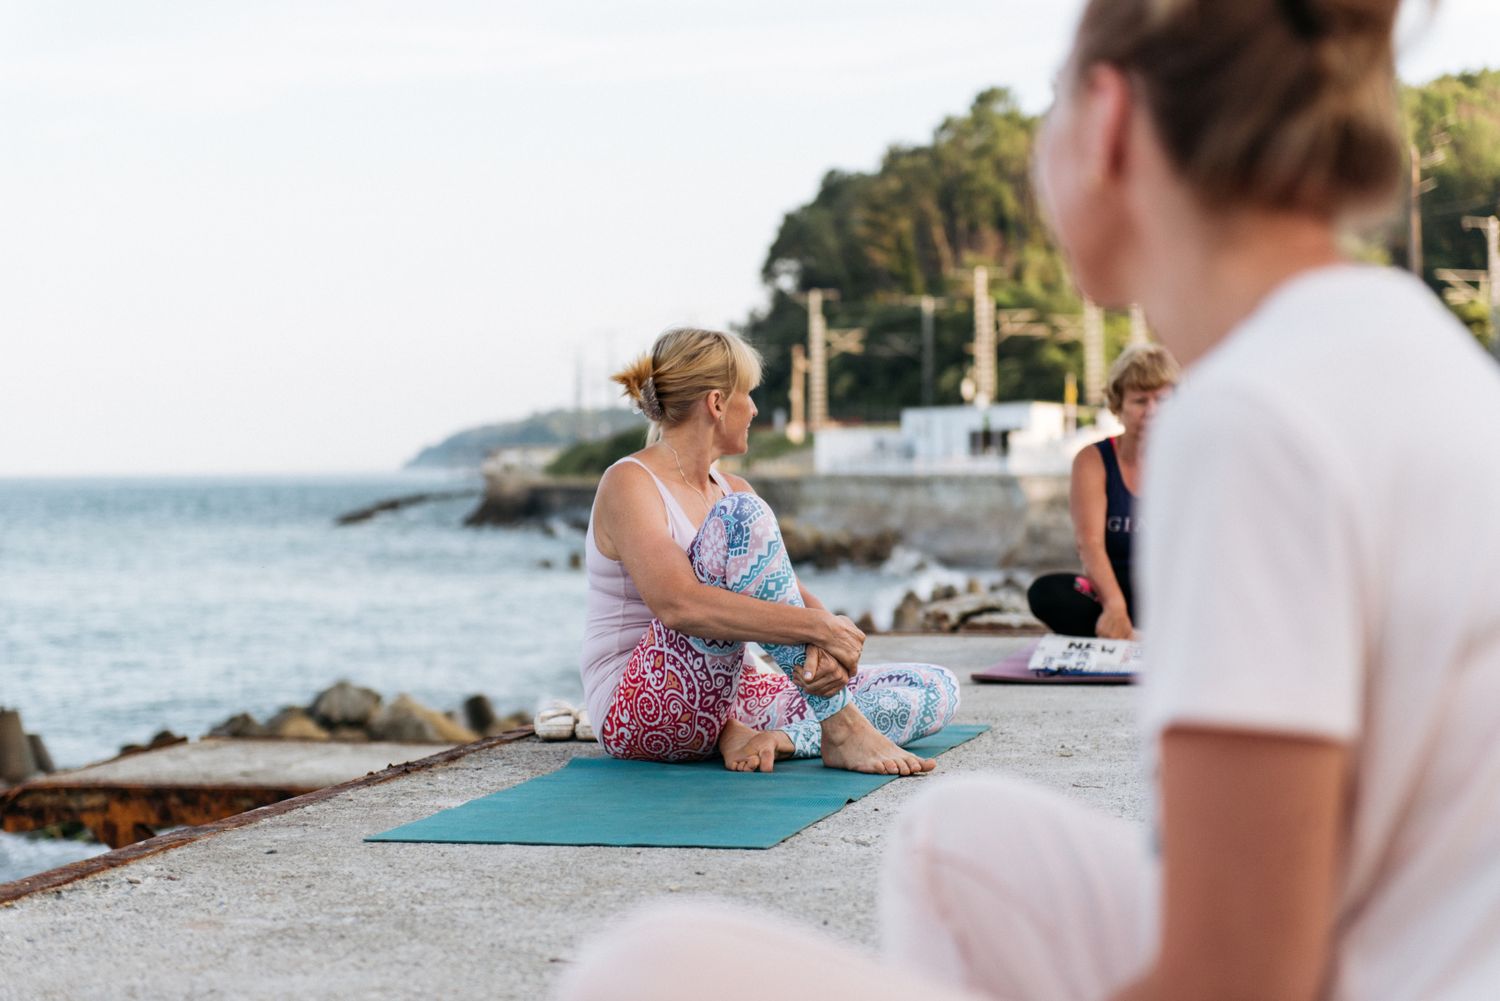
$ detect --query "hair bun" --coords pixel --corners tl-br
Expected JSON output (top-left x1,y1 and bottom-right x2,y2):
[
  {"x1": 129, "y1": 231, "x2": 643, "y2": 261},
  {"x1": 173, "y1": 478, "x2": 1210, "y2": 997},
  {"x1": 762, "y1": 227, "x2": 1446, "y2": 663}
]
[{"x1": 638, "y1": 377, "x2": 665, "y2": 422}]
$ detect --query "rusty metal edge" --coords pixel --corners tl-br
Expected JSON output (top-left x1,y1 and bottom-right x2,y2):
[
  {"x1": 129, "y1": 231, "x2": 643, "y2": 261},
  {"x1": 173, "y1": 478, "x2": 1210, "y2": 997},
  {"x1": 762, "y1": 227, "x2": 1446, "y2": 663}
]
[{"x1": 0, "y1": 726, "x2": 534, "y2": 906}]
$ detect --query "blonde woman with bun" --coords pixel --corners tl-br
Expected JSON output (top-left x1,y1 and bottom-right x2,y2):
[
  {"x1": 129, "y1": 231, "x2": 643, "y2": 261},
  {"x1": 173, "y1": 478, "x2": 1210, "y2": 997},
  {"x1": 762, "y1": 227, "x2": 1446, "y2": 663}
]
[
  {"x1": 580, "y1": 327, "x2": 958, "y2": 775},
  {"x1": 560, "y1": 2, "x2": 1500, "y2": 1000}
]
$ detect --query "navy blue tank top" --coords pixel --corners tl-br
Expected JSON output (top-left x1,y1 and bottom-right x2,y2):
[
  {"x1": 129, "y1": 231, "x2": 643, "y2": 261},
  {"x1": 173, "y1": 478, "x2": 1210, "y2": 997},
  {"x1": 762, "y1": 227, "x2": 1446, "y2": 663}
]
[{"x1": 1096, "y1": 437, "x2": 1135, "y2": 580}]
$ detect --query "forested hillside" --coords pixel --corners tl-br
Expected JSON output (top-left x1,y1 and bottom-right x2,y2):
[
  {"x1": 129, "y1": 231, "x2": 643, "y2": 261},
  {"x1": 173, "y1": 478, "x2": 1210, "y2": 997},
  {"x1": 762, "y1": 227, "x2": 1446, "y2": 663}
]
[{"x1": 743, "y1": 73, "x2": 1500, "y2": 420}]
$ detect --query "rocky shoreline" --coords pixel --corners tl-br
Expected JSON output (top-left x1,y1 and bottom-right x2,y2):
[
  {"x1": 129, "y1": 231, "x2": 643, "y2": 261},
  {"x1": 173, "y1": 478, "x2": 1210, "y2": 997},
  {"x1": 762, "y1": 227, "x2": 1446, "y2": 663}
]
[
  {"x1": 879, "y1": 571, "x2": 1045, "y2": 635},
  {"x1": 198, "y1": 682, "x2": 530, "y2": 747}
]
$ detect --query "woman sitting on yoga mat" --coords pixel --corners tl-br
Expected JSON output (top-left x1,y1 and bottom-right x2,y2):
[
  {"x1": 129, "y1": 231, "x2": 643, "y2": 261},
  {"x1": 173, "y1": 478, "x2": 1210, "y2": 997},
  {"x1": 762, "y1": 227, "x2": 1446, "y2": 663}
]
[
  {"x1": 561, "y1": 1, "x2": 1500, "y2": 999},
  {"x1": 1027, "y1": 344, "x2": 1176, "y2": 639},
  {"x1": 580, "y1": 326, "x2": 958, "y2": 775}
]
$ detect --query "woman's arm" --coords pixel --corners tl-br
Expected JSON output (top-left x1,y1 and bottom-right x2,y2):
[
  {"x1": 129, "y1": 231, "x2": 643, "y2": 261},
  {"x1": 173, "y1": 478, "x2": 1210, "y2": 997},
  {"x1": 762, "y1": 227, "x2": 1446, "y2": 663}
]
[
  {"x1": 594, "y1": 463, "x2": 862, "y2": 667},
  {"x1": 1070, "y1": 446, "x2": 1133, "y2": 637},
  {"x1": 1112, "y1": 726, "x2": 1347, "y2": 1001}
]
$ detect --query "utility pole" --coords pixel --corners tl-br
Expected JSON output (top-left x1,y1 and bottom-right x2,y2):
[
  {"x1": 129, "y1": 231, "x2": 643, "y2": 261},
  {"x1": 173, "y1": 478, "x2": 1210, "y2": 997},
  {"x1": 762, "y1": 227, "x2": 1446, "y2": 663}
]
[
  {"x1": 920, "y1": 294, "x2": 936, "y2": 407},
  {"x1": 1064, "y1": 370, "x2": 1078, "y2": 435},
  {"x1": 573, "y1": 350, "x2": 586, "y2": 440},
  {"x1": 1129, "y1": 304, "x2": 1149, "y2": 345},
  {"x1": 973, "y1": 266, "x2": 997, "y2": 407},
  {"x1": 1082, "y1": 300, "x2": 1105, "y2": 407},
  {"x1": 794, "y1": 288, "x2": 864, "y2": 433},
  {"x1": 787, "y1": 344, "x2": 809, "y2": 443},
  {"x1": 1463, "y1": 215, "x2": 1500, "y2": 360},
  {"x1": 893, "y1": 293, "x2": 946, "y2": 407},
  {"x1": 807, "y1": 288, "x2": 829, "y2": 432},
  {"x1": 1408, "y1": 139, "x2": 1446, "y2": 279}
]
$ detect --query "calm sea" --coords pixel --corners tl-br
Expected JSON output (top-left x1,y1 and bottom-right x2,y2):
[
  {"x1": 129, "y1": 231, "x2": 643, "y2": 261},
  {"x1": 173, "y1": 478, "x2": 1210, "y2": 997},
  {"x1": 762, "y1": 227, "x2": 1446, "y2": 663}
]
[{"x1": 0, "y1": 473, "x2": 973, "y2": 882}]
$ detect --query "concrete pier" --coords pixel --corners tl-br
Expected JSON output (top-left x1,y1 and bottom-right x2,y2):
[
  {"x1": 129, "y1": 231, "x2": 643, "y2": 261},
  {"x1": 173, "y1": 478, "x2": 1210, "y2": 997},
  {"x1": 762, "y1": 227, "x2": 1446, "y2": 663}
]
[
  {"x1": 1, "y1": 739, "x2": 467, "y2": 849},
  {"x1": 0, "y1": 636, "x2": 1143, "y2": 1000}
]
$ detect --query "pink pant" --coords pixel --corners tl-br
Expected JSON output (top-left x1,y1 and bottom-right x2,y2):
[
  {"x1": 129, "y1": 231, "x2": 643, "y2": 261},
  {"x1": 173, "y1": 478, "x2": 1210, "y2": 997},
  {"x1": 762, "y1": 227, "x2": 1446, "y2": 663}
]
[{"x1": 555, "y1": 776, "x2": 1155, "y2": 1001}]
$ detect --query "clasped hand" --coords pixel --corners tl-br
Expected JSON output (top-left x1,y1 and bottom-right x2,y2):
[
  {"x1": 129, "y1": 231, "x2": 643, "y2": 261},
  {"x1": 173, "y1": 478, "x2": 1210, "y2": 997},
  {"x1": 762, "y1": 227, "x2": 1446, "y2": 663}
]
[{"x1": 795, "y1": 645, "x2": 855, "y2": 697}]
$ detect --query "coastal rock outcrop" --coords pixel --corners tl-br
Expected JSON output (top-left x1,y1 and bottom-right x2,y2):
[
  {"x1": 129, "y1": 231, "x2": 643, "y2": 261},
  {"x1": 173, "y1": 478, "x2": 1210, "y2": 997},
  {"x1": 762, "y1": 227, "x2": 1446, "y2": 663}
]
[
  {"x1": 208, "y1": 713, "x2": 268, "y2": 739},
  {"x1": 311, "y1": 681, "x2": 382, "y2": 728},
  {"x1": 367, "y1": 695, "x2": 479, "y2": 745},
  {"x1": 201, "y1": 688, "x2": 508, "y2": 747},
  {"x1": 0, "y1": 707, "x2": 53, "y2": 786},
  {"x1": 778, "y1": 520, "x2": 899, "y2": 569},
  {"x1": 265, "y1": 708, "x2": 331, "y2": 742}
]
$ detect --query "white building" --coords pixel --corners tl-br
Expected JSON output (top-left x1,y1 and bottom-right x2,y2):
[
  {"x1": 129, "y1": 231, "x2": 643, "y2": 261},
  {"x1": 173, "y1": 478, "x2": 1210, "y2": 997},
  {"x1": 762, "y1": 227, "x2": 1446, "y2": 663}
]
[
  {"x1": 812, "y1": 403, "x2": 1123, "y2": 476},
  {"x1": 481, "y1": 445, "x2": 563, "y2": 475}
]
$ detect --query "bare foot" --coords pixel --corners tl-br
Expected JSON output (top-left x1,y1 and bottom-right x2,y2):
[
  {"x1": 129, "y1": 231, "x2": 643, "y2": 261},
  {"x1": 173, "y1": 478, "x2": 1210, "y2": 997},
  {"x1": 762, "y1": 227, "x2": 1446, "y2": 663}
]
[
  {"x1": 820, "y1": 706, "x2": 935, "y2": 776},
  {"x1": 718, "y1": 719, "x2": 794, "y2": 773}
]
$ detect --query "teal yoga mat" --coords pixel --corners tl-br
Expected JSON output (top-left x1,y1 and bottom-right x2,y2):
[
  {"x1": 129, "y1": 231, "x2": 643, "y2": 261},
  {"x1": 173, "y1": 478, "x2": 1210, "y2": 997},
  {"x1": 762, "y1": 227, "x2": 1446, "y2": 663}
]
[{"x1": 366, "y1": 724, "x2": 988, "y2": 850}]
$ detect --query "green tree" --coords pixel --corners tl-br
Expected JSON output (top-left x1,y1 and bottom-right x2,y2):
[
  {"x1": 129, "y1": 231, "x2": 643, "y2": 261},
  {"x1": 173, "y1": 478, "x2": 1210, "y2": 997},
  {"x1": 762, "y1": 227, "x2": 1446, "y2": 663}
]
[{"x1": 746, "y1": 73, "x2": 1500, "y2": 419}]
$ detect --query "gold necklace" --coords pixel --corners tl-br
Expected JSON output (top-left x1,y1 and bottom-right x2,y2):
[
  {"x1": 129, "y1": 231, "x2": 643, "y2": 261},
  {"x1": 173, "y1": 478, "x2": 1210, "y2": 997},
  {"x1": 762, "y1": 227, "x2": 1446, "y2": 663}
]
[{"x1": 660, "y1": 440, "x2": 715, "y2": 513}]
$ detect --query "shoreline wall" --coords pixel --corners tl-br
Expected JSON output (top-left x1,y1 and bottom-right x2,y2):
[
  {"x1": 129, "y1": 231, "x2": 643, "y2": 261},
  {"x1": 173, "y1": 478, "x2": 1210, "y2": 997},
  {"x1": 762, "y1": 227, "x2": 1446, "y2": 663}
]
[
  {"x1": 470, "y1": 470, "x2": 1076, "y2": 570},
  {"x1": 751, "y1": 473, "x2": 1074, "y2": 569}
]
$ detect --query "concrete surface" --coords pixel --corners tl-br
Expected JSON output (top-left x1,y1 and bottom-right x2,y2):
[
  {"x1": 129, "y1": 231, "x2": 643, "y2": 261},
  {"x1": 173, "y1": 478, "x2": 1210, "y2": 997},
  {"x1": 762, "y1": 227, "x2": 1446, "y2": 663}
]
[
  {"x1": 0, "y1": 636, "x2": 1145, "y2": 1001},
  {"x1": 27, "y1": 739, "x2": 460, "y2": 789}
]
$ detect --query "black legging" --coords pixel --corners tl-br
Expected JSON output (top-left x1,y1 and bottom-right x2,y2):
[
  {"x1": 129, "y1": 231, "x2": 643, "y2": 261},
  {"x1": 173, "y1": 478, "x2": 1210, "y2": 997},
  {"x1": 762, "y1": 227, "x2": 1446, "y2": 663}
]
[{"x1": 1027, "y1": 571, "x2": 1136, "y2": 637}]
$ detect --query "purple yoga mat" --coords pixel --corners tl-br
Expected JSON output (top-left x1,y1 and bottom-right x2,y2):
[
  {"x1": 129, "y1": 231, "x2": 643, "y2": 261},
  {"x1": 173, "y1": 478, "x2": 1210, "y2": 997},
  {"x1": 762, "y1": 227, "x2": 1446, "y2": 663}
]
[{"x1": 970, "y1": 639, "x2": 1137, "y2": 685}]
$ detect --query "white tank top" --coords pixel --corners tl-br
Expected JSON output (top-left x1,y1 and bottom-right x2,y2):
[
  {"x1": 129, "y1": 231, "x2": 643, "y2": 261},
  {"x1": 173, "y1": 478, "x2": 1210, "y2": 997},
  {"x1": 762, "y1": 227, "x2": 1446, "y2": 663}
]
[{"x1": 578, "y1": 456, "x2": 733, "y2": 728}]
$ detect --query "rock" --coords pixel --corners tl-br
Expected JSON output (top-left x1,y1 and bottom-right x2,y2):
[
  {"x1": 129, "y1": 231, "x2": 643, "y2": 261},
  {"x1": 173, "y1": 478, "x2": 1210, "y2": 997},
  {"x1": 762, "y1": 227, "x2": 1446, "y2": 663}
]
[
  {"x1": 922, "y1": 593, "x2": 1007, "y2": 632},
  {"x1": 779, "y1": 519, "x2": 899, "y2": 569},
  {"x1": 568, "y1": 551, "x2": 583, "y2": 570},
  {"x1": 265, "y1": 708, "x2": 330, "y2": 741},
  {"x1": 966, "y1": 577, "x2": 984, "y2": 595},
  {"x1": 28, "y1": 734, "x2": 55, "y2": 774},
  {"x1": 855, "y1": 612, "x2": 878, "y2": 635},
  {"x1": 149, "y1": 730, "x2": 187, "y2": 749},
  {"x1": 208, "y1": 713, "x2": 268, "y2": 739},
  {"x1": 367, "y1": 708, "x2": 439, "y2": 743},
  {"x1": 958, "y1": 610, "x2": 1047, "y2": 634},
  {"x1": 463, "y1": 695, "x2": 498, "y2": 735},
  {"x1": 368, "y1": 695, "x2": 479, "y2": 744},
  {"x1": 987, "y1": 583, "x2": 1032, "y2": 615},
  {"x1": 891, "y1": 592, "x2": 924, "y2": 633},
  {"x1": 537, "y1": 558, "x2": 554, "y2": 569},
  {"x1": 310, "y1": 681, "x2": 382, "y2": 728},
  {"x1": 0, "y1": 708, "x2": 37, "y2": 784},
  {"x1": 328, "y1": 725, "x2": 370, "y2": 742},
  {"x1": 930, "y1": 584, "x2": 959, "y2": 602}
]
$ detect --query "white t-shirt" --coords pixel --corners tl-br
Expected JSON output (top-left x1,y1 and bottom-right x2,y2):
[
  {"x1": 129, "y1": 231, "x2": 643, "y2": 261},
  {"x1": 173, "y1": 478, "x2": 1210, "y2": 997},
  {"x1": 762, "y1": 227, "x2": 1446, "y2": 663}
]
[{"x1": 1140, "y1": 265, "x2": 1500, "y2": 1001}]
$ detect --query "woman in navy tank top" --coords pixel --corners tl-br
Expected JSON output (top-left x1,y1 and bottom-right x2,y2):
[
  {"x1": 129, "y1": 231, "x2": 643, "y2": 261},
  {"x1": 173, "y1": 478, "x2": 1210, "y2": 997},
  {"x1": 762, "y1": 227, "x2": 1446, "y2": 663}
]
[{"x1": 1027, "y1": 344, "x2": 1177, "y2": 638}]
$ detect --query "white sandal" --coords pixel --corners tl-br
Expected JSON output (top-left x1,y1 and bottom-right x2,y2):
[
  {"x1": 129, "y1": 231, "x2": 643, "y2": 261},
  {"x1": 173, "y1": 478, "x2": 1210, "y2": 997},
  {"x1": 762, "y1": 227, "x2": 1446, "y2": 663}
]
[
  {"x1": 534, "y1": 699, "x2": 577, "y2": 741},
  {"x1": 573, "y1": 709, "x2": 595, "y2": 742}
]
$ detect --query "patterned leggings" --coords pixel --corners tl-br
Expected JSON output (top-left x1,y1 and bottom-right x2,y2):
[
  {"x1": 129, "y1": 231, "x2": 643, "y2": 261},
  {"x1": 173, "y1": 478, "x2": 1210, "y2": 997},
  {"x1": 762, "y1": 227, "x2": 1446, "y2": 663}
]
[{"x1": 599, "y1": 492, "x2": 960, "y2": 762}]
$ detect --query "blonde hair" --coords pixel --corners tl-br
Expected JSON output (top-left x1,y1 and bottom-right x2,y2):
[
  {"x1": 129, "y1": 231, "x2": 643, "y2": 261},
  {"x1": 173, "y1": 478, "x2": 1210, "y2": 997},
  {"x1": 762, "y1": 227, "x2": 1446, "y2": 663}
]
[
  {"x1": 1072, "y1": 0, "x2": 1408, "y2": 218},
  {"x1": 1105, "y1": 343, "x2": 1179, "y2": 412},
  {"x1": 612, "y1": 328, "x2": 763, "y2": 435}
]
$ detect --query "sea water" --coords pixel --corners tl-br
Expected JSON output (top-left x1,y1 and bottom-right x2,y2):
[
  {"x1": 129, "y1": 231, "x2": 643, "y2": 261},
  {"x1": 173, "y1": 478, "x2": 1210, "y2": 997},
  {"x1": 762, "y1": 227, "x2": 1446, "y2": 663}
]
[{"x1": 0, "y1": 473, "x2": 979, "y2": 883}]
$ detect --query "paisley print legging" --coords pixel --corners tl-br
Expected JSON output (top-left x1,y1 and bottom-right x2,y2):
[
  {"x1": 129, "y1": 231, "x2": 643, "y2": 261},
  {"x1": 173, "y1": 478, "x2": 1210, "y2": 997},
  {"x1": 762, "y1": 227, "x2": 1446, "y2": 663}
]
[{"x1": 599, "y1": 492, "x2": 960, "y2": 762}]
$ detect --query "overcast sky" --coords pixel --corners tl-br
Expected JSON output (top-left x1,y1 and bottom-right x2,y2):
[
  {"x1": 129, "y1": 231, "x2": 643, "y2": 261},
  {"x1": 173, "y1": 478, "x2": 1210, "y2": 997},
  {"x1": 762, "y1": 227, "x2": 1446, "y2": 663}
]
[{"x1": 3, "y1": 0, "x2": 1493, "y2": 476}]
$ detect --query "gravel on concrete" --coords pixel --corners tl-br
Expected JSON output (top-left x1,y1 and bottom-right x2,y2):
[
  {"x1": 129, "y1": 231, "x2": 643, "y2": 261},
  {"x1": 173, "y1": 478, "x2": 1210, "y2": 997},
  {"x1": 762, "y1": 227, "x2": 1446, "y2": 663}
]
[{"x1": 0, "y1": 635, "x2": 1145, "y2": 1001}]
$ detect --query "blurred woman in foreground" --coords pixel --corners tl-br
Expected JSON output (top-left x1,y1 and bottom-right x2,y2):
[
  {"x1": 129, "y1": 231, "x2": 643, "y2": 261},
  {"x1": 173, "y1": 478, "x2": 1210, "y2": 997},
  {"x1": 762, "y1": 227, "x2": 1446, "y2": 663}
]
[{"x1": 559, "y1": 0, "x2": 1500, "y2": 999}]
